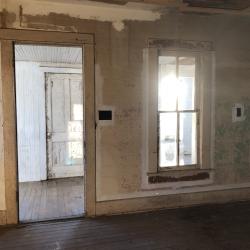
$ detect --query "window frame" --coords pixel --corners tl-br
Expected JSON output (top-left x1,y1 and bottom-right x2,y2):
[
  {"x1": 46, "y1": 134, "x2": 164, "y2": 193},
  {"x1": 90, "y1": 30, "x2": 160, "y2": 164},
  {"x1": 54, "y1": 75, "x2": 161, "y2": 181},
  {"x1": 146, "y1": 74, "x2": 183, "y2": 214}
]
[
  {"x1": 157, "y1": 49, "x2": 201, "y2": 171},
  {"x1": 144, "y1": 42, "x2": 214, "y2": 178}
]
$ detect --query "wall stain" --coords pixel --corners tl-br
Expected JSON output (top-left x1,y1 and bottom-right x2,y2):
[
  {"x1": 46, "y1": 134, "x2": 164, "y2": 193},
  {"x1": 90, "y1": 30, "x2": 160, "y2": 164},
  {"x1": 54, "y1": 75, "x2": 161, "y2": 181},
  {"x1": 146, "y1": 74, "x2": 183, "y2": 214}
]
[
  {"x1": 215, "y1": 97, "x2": 250, "y2": 179},
  {"x1": 20, "y1": 12, "x2": 100, "y2": 33},
  {"x1": 0, "y1": 9, "x2": 16, "y2": 28}
]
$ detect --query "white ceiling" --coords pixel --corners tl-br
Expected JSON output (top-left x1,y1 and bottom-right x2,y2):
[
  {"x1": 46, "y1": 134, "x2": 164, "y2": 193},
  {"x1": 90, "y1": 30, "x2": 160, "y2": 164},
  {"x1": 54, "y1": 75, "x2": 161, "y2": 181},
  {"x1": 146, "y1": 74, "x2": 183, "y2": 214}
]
[{"x1": 15, "y1": 45, "x2": 82, "y2": 64}]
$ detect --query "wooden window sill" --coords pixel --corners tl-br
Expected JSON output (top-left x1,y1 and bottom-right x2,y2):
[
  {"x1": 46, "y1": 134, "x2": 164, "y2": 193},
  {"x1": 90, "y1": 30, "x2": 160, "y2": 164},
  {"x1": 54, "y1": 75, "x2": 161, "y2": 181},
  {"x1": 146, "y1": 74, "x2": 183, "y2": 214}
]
[{"x1": 147, "y1": 168, "x2": 213, "y2": 184}]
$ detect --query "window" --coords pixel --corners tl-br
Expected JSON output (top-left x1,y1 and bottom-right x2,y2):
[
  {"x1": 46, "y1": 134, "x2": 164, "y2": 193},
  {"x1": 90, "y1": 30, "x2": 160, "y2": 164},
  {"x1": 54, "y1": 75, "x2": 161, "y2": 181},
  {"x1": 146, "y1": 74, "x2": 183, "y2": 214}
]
[
  {"x1": 158, "y1": 53, "x2": 198, "y2": 169},
  {"x1": 144, "y1": 39, "x2": 214, "y2": 178}
]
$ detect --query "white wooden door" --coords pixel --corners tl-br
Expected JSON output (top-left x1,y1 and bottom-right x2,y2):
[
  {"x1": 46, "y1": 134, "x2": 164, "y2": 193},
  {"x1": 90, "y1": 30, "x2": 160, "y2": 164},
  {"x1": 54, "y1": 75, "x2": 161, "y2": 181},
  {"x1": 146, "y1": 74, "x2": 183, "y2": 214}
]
[{"x1": 46, "y1": 73, "x2": 84, "y2": 179}]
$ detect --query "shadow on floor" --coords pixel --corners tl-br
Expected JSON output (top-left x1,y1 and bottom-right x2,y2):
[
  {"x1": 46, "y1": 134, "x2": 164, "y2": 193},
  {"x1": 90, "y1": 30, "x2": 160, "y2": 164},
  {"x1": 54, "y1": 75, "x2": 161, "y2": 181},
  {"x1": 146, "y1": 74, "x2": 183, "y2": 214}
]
[{"x1": 1, "y1": 201, "x2": 250, "y2": 249}]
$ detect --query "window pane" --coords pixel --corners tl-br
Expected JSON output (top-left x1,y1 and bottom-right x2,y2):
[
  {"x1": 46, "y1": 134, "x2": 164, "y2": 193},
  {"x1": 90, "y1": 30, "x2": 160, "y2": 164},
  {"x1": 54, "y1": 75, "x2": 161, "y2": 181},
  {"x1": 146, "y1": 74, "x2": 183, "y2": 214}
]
[
  {"x1": 179, "y1": 112, "x2": 197, "y2": 166},
  {"x1": 158, "y1": 56, "x2": 177, "y2": 111},
  {"x1": 159, "y1": 113, "x2": 177, "y2": 167},
  {"x1": 178, "y1": 57, "x2": 195, "y2": 111}
]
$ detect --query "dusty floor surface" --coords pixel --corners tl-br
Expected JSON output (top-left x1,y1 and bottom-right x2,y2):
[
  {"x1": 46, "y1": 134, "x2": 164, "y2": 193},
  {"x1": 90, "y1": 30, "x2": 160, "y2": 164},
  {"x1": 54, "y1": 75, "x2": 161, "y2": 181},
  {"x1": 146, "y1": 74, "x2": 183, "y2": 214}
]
[
  {"x1": 1, "y1": 201, "x2": 250, "y2": 249},
  {"x1": 19, "y1": 177, "x2": 84, "y2": 222}
]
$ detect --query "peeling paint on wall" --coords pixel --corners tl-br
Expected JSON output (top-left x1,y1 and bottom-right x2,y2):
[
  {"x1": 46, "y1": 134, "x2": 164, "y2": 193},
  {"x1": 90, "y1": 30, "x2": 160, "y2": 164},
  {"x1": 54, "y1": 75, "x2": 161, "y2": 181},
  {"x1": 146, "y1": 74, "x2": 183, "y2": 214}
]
[
  {"x1": 0, "y1": 9, "x2": 16, "y2": 28},
  {"x1": 5, "y1": 0, "x2": 161, "y2": 29},
  {"x1": 215, "y1": 97, "x2": 250, "y2": 183},
  {"x1": 112, "y1": 21, "x2": 125, "y2": 31},
  {"x1": 2, "y1": 1, "x2": 250, "y2": 218}
]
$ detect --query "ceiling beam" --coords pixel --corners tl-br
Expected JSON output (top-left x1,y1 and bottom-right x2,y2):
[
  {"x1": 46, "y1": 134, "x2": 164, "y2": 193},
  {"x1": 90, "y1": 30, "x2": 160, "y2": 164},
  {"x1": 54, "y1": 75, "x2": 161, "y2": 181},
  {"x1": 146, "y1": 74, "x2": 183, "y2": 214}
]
[{"x1": 183, "y1": 0, "x2": 250, "y2": 10}]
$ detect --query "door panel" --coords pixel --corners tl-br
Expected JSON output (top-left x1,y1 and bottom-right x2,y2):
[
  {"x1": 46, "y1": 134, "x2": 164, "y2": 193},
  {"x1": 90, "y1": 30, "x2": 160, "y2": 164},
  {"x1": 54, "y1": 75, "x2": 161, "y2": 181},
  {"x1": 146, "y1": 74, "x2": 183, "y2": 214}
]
[{"x1": 46, "y1": 73, "x2": 84, "y2": 179}]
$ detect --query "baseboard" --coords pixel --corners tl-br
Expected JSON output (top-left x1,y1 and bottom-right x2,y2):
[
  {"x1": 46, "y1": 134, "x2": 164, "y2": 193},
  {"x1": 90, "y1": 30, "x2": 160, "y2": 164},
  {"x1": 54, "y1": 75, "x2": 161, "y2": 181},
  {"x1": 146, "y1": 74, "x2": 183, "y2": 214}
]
[
  {"x1": 0, "y1": 210, "x2": 6, "y2": 225},
  {"x1": 95, "y1": 186, "x2": 250, "y2": 216}
]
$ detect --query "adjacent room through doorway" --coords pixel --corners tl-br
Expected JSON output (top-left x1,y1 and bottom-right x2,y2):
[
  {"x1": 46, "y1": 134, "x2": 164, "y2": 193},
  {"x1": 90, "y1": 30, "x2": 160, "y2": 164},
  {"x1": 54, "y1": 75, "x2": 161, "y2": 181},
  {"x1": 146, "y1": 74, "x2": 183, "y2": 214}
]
[{"x1": 15, "y1": 44, "x2": 85, "y2": 222}]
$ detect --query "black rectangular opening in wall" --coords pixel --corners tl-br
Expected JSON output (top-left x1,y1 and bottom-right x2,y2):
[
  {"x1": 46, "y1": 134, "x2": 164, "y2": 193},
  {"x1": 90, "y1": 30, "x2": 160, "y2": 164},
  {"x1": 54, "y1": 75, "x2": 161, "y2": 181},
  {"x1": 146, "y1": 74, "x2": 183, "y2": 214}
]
[{"x1": 99, "y1": 110, "x2": 112, "y2": 120}]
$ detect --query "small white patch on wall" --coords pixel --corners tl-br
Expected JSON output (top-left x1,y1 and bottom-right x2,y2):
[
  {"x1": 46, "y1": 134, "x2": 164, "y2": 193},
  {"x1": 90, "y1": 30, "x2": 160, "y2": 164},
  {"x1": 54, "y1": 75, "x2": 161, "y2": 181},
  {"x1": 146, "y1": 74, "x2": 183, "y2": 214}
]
[{"x1": 112, "y1": 21, "x2": 125, "y2": 32}]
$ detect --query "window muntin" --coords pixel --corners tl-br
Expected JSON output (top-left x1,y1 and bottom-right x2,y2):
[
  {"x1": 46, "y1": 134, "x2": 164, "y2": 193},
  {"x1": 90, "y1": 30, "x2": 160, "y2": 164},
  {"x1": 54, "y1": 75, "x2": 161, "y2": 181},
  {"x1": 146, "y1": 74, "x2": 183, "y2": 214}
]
[{"x1": 158, "y1": 54, "x2": 198, "y2": 168}]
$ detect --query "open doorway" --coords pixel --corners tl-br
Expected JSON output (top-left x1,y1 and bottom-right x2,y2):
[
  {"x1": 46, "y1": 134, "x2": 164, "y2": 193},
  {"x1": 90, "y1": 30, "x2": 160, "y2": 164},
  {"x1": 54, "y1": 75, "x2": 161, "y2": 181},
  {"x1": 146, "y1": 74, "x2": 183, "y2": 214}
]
[{"x1": 15, "y1": 44, "x2": 85, "y2": 222}]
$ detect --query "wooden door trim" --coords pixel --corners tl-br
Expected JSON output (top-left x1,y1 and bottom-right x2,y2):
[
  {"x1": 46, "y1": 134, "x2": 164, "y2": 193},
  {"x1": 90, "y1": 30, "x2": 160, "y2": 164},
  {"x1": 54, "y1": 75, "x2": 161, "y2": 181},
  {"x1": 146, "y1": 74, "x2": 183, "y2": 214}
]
[
  {"x1": 84, "y1": 44, "x2": 96, "y2": 217},
  {"x1": 0, "y1": 28, "x2": 94, "y2": 45},
  {"x1": 0, "y1": 29, "x2": 96, "y2": 224},
  {"x1": 1, "y1": 40, "x2": 18, "y2": 224}
]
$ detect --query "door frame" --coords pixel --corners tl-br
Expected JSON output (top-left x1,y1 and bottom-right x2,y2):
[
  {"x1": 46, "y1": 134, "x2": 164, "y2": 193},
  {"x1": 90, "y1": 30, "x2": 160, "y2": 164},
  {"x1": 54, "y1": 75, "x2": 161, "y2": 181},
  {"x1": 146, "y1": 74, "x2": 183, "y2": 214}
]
[{"x1": 0, "y1": 28, "x2": 96, "y2": 224}]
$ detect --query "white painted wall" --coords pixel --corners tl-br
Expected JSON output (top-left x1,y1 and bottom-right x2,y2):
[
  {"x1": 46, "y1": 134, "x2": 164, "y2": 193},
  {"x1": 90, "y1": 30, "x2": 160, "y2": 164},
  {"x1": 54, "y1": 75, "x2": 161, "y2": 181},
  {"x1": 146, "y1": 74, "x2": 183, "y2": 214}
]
[
  {"x1": 15, "y1": 61, "x2": 47, "y2": 182},
  {"x1": 15, "y1": 61, "x2": 82, "y2": 182}
]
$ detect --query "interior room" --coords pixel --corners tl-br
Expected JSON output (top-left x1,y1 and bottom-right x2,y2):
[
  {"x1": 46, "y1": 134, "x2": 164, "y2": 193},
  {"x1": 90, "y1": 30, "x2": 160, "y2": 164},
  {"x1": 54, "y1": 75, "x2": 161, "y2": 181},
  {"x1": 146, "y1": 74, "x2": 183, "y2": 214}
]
[
  {"x1": 15, "y1": 44, "x2": 85, "y2": 222},
  {"x1": 1, "y1": 0, "x2": 250, "y2": 249}
]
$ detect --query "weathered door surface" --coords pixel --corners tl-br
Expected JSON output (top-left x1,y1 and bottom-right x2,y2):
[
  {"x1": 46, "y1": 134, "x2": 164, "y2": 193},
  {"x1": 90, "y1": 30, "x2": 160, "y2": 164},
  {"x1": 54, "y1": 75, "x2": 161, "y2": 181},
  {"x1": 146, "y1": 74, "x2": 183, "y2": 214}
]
[{"x1": 46, "y1": 73, "x2": 84, "y2": 179}]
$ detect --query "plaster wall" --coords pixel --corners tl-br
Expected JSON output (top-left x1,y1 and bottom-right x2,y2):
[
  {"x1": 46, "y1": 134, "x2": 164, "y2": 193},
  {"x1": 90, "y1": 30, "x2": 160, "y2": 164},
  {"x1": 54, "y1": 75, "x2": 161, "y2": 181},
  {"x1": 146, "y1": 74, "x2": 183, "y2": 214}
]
[{"x1": 1, "y1": 0, "x2": 250, "y2": 218}]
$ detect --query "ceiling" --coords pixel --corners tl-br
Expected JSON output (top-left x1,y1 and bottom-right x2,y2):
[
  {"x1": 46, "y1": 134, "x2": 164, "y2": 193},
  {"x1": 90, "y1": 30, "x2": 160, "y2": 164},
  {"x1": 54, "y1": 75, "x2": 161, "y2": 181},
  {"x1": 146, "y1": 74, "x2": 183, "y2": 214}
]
[
  {"x1": 15, "y1": 45, "x2": 82, "y2": 64},
  {"x1": 81, "y1": 0, "x2": 250, "y2": 10},
  {"x1": 183, "y1": 0, "x2": 250, "y2": 10}
]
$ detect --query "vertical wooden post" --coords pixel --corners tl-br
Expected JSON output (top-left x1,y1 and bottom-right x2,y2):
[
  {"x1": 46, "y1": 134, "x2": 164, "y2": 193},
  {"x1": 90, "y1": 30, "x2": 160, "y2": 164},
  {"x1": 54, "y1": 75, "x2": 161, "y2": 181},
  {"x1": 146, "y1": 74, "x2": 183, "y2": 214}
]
[
  {"x1": 84, "y1": 43, "x2": 96, "y2": 216},
  {"x1": 1, "y1": 40, "x2": 18, "y2": 224}
]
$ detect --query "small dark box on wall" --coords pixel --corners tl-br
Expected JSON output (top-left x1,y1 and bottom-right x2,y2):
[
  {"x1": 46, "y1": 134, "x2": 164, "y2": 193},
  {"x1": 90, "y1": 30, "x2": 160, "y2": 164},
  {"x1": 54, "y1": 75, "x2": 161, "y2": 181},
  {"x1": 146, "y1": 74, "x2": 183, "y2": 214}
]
[{"x1": 99, "y1": 110, "x2": 112, "y2": 120}]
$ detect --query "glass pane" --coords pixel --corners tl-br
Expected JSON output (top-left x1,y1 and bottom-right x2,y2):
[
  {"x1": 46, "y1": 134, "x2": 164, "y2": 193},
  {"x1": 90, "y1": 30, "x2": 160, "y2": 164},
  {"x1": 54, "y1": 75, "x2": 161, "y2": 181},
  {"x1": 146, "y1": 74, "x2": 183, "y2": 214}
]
[
  {"x1": 179, "y1": 112, "x2": 197, "y2": 166},
  {"x1": 178, "y1": 57, "x2": 195, "y2": 111},
  {"x1": 159, "y1": 113, "x2": 177, "y2": 167},
  {"x1": 158, "y1": 56, "x2": 177, "y2": 111}
]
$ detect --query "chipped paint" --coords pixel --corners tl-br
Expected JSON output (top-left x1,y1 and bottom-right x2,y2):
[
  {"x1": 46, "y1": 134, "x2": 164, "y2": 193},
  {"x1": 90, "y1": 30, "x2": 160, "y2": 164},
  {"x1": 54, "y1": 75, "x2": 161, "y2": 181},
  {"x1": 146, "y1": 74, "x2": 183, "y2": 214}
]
[
  {"x1": 0, "y1": 9, "x2": 16, "y2": 28},
  {"x1": 2, "y1": 1, "x2": 250, "y2": 221},
  {"x1": 112, "y1": 21, "x2": 125, "y2": 31},
  {"x1": 5, "y1": 0, "x2": 161, "y2": 29}
]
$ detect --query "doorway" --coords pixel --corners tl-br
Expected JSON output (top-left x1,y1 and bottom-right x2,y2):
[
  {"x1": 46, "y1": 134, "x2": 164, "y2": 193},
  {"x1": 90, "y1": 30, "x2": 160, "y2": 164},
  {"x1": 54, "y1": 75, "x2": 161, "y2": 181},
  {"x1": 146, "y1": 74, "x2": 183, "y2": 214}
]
[
  {"x1": 15, "y1": 44, "x2": 85, "y2": 222},
  {"x1": 46, "y1": 73, "x2": 84, "y2": 179}
]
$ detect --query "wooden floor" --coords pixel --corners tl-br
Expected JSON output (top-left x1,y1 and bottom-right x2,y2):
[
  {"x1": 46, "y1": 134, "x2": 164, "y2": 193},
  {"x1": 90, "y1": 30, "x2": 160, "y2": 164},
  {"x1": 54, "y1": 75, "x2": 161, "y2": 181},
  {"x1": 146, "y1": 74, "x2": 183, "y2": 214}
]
[
  {"x1": 1, "y1": 201, "x2": 250, "y2": 249},
  {"x1": 19, "y1": 177, "x2": 84, "y2": 222}
]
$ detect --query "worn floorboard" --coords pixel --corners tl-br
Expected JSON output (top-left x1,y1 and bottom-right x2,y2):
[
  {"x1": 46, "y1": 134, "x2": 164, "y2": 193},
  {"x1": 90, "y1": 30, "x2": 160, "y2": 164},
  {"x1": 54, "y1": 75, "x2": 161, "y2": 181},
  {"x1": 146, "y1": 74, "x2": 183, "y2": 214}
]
[
  {"x1": 1, "y1": 201, "x2": 250, "y2": 249},
  {"x1": 19, "y1": 177, "x2": 84, "y2": 222}
]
